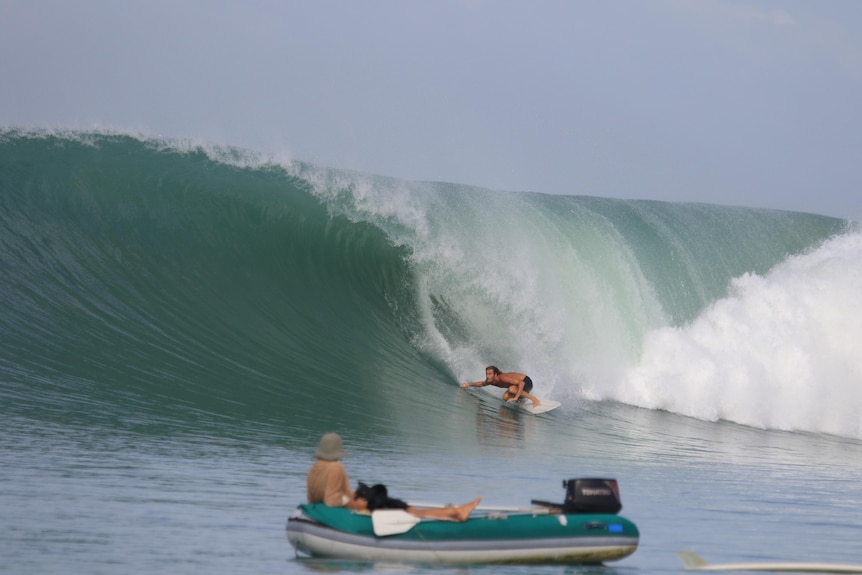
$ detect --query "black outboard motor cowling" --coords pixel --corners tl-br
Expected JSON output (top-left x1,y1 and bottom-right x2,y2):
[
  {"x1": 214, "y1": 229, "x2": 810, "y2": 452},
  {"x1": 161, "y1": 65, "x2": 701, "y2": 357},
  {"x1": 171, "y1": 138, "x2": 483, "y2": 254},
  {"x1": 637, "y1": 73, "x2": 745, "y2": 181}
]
[{"x1": 562, "y1": 478, "x2": 622, "y2": 514}]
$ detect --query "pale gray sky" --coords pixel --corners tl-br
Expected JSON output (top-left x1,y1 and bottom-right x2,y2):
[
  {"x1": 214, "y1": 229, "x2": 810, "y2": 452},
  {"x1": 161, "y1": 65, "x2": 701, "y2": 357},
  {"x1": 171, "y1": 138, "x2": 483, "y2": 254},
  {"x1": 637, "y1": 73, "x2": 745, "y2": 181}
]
[{"x1": 2, "y1": 0, "x2": 860, "y2": 219}]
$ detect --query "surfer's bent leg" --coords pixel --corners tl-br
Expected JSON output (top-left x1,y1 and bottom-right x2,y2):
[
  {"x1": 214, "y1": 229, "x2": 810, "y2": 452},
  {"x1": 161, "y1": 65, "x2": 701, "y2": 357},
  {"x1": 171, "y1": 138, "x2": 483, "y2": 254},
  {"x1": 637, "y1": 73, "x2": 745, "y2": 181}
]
[{"x1": 521, "y1": 377, "x2": 540, "y2": 406}]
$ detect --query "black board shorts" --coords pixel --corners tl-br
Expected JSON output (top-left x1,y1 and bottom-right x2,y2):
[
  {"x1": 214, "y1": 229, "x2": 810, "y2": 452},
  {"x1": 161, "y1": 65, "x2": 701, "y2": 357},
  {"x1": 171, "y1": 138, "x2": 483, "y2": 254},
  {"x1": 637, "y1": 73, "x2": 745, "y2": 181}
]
[{"x1": 523, "y1": 376, "x2": 533, "y2": 393}]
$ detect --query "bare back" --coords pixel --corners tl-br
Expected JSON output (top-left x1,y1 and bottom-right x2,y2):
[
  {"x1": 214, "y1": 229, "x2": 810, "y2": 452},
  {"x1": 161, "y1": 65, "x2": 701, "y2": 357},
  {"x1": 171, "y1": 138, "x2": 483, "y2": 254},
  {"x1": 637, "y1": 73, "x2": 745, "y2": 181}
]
[
  {"x1": 307, "y1": 460, "x2": 352, "y2": 507},
  {"x1": 494, "y1": 372, "x2": 527, "y2": 386}
]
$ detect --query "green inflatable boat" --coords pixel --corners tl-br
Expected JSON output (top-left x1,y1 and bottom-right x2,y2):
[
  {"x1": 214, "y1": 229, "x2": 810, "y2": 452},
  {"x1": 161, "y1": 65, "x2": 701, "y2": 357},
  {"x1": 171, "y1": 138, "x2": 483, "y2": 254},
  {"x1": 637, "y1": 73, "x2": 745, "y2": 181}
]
[{"x1": 286, "y1": 478, "x2": 640, "y2": 565}]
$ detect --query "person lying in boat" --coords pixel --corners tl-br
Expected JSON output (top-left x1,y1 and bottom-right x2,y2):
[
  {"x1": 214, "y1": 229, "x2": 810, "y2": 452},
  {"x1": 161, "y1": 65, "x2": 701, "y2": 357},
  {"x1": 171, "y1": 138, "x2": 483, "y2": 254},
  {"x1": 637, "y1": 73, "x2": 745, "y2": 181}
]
[
  {"x1": 461, "y1": 365, "x2": 541, "y2": 407},
  {"x1": 353, "y1": 482, "x2": 481, "y2": 522},
  {"x1": 306, "y1": 432, "x2": 366, "y2": 510},
  {"x1": 306, "y1": 433, "x2": 481, "y2": 520}
]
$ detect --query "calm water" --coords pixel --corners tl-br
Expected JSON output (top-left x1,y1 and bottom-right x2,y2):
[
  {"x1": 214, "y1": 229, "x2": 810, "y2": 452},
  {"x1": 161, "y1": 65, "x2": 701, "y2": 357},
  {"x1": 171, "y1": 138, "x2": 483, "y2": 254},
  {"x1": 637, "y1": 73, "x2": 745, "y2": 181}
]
[{"x1": 4, "y1": 398, "x2": 862, "y2": 575}]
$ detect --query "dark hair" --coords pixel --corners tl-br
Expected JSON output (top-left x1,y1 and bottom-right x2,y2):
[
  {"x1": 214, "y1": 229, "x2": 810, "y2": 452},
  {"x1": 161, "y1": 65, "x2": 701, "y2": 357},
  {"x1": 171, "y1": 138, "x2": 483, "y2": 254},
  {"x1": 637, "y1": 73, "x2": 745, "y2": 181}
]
[
  {"x1": 354, "y1": 481, "x2": 374, "y2": 501},
  {"x1": 486, "y1": 366, "x2": 501, "y2": 375},
  {"x1": 355, "y1": 481, "x2": 407, "y2": 511}
]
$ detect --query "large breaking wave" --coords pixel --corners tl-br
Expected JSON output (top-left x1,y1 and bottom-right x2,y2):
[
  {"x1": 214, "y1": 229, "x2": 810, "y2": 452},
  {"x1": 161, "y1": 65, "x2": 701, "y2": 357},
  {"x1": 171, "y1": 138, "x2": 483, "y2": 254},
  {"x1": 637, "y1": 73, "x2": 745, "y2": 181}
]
[{"x1": 1, "y1": 130, "x2": 857, "y2": 438}]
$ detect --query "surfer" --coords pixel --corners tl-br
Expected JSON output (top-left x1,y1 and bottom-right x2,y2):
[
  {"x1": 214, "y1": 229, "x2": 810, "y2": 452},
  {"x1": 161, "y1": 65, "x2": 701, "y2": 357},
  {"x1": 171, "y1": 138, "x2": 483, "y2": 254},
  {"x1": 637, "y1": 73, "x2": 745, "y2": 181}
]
[{"x1": 461, "y1": 366, "x2": 541, "y2": 407}]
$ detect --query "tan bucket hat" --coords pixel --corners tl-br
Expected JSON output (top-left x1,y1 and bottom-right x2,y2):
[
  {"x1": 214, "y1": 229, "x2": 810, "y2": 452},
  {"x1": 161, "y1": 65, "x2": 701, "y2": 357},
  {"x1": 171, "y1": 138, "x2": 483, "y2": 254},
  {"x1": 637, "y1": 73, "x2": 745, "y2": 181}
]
[{"x1": 314, "y1": 432, "x2": 347, "y2": 461}]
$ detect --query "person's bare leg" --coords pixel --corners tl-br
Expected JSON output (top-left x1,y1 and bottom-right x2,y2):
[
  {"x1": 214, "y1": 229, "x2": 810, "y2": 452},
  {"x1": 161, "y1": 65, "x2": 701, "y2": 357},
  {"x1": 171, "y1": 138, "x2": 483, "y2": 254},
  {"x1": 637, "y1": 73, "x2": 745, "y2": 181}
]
[
  {"x1": 503, "y1": 385, "x2": 518, "y2": 402},
  {"x1": 452, "y1": 497, "x2": 481, "y2": 521},
  {"x1": 505, "y1": 385, "x2": 540, "y2": 407},
  {"x1": 520, "y1": 391, "x2": 541, "y2": 407},
  {"x1": 408, "y1": 497, "x2": 481, "y2": 521}
]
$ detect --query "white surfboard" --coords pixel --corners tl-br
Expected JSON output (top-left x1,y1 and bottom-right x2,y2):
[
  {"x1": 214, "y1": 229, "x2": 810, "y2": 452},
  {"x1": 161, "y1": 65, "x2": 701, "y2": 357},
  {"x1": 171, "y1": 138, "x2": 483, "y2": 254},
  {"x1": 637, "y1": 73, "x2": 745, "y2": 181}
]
[
  {"x1": 679, "y1": 552, "x2": 862, "y2": 573},
  {"x1": 503, "y1": 398, "x2": 561, "y2": 415},
  {"x1": 464, "y1": 387, "x2": 561, "y2": 415}
]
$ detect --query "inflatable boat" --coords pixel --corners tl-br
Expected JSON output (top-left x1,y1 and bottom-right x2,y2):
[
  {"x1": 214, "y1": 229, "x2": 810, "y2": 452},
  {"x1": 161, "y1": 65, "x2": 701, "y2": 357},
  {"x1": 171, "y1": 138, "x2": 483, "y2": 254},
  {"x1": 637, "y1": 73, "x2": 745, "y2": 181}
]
[{"x1": 286, "y1": 478, "x2": 639, "y2": 565}]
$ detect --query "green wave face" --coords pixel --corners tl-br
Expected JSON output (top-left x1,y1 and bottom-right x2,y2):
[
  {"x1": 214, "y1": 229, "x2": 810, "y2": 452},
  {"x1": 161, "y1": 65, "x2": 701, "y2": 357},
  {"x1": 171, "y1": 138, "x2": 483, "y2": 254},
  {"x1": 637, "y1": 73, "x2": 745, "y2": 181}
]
[{"x1": 1, "y1": 131, "x2": 854, "y2": 439}]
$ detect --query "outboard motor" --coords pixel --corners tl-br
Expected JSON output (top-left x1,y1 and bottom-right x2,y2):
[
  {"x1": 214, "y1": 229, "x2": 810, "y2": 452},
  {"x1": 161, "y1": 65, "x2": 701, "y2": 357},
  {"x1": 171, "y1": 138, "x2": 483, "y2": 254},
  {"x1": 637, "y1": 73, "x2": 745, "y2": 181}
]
[{"x1": 561, "y1": 478, "x2": 622, "y2": 514}]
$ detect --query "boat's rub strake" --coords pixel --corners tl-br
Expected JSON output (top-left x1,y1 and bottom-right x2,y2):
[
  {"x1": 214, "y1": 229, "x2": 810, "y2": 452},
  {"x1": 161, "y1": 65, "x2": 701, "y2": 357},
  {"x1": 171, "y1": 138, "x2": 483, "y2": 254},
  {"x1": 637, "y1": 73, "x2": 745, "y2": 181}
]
[{"x1": 295, "y1": 503, "x2": 640, "y2": 540}]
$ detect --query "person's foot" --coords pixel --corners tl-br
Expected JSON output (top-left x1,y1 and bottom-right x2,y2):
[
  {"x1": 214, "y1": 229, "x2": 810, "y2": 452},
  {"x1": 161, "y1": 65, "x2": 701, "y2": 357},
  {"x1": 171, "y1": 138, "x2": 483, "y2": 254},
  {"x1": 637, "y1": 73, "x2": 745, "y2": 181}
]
[{"x1": 455, "y1": 497, "x2": 482, "y2": 521}]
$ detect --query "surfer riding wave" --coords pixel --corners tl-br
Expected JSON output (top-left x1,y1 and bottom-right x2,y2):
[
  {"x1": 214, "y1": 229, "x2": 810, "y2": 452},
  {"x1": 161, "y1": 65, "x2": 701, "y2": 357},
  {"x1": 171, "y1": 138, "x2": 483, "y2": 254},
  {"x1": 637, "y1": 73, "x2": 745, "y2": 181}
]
[{"x1": 461, "y1": 366, "x2": 541, "y2": 407}]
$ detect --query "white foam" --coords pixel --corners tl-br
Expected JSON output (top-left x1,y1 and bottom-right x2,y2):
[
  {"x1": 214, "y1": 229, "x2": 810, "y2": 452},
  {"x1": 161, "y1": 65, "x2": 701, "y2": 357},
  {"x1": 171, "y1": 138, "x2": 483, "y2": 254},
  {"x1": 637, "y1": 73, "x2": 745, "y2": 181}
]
[
  {"x1": 295, "y1": 172, "x2": 669, "y2": 398},
  {"x1": 615, "y1": 231, "x2": 862, "y2": 438}
]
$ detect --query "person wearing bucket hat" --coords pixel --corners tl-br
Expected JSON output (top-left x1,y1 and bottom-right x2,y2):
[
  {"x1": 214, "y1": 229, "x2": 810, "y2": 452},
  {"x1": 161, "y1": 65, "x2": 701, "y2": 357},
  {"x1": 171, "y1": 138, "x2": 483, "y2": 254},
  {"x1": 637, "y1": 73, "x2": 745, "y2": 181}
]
[
  {"x1": 306, "y1": 433, "x2": 364, "y2": 509},
  {"x1": 315, "y1": 432, "x2": 347, "y2": 461}
]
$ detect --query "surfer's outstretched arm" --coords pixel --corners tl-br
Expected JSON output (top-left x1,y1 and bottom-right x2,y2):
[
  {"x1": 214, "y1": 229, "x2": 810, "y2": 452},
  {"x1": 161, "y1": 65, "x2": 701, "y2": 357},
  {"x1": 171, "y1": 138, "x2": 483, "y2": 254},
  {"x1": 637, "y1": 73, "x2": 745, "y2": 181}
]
[{"x1": 460, "y1": 380, "x2": 487, "y2": 388}]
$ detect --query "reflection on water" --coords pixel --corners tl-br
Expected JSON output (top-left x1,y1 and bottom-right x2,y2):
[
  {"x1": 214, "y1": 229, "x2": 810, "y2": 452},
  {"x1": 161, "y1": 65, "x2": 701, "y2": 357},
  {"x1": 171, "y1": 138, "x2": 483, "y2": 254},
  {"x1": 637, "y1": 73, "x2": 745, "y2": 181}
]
[
  {"x1": 454, "y1": 388, "x2": 548, "y2": 449},
  {"x1": 291, "y1": 557, "x2": 624, "y2": 575}
]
